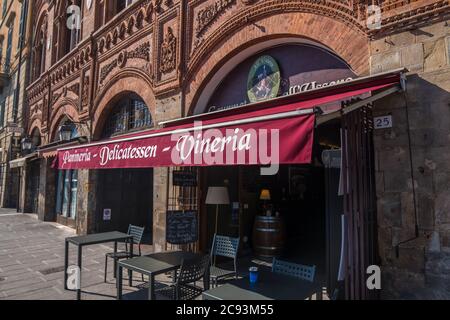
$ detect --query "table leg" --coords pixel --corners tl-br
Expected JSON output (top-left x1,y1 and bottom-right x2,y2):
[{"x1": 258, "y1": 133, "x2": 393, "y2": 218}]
[
  {"x1": 172, "y1": 270, "x2": 177, "y2": 283},
  {"x1": 64, "y1": 240, "x2": 69, "y2": 290},
  {"x1": 113, "y1": 241, "x2": 117, "y2": 279},
  {"x1": 204, "y1": 266, "x2": 210, "y2": 291},
  {"x1": 318, "y1": 287, "x2": 323, "y2": 300},
  {"x1": 148, "y1": 274, "x2": 155, "y2": 300},
  {"x1": 117, "y1": 265, "x2": 123, "y2": 300},
  {"x1": 128, "y1": 239, "x2": 133, "y2": 286},
  {"x1": 76, "y1": 246, "x2": 82, "y2": 300}
]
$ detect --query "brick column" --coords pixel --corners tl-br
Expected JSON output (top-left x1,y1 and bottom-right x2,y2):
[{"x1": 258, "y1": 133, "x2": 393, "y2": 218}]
[
  {"x1": 76, "y1": 169, "x2": 98, "y2": 235},
  {"x1": 153, "y1": 167, "x2": 169, "y2": 252}
]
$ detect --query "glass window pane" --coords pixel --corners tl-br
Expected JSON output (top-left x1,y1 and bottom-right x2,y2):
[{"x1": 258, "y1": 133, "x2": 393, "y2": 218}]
[
  {"x1": 69, "y1": 171, "x2": 78, "y2": 219},
  {"x1": 56, "y1": 170, "x2": 64, "y2": 214},
  {"x1": 102, "y1": 97, "x2": 152, "y2": 138},
  {"x1": 62, "y1": 170, "x2": 71, "y2": 217}
]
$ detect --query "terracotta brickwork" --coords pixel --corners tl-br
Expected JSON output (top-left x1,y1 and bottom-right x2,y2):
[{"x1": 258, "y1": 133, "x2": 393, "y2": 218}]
[
  {"x1": 25, "y1": 0, "x2": 450, "y2": 298},
  {"x1": 27, "y1": 0, "x2": 450, "y2": 141}
]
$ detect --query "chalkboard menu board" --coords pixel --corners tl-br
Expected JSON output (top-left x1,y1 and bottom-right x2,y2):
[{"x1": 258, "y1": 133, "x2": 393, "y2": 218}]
[
  {"x1": 172, "y1": 171, "x2": 197, "y2": 187},
  {"x1": 166, "y1": 210, "x2": 198, "y2": 244}
]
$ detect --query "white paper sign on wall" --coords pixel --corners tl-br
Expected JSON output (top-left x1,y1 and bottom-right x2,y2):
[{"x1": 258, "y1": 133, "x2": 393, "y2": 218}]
[
  {"x1": 103, "y1": 209, "x2": 111, "y2": 221},
  {"x1": 374, "y1": 115, "x2": 393, "y2": 129}
]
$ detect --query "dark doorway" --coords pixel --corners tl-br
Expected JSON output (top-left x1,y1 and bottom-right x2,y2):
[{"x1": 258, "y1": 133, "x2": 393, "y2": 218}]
[
  {"x1": 96, "y1": 168, "x2": 153, "y2": 243},
  {"x1": 27, "y1": 160, "x2": 41, "y2": 213}
]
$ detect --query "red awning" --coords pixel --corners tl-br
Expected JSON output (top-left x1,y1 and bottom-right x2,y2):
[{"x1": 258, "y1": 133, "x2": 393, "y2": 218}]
[{"x1": 55, "y1": 70, "x2": 404, "y2": 170}]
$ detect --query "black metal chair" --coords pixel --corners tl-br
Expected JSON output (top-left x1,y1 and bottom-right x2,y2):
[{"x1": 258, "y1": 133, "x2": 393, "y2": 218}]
[
  {"x1": 272, "y1": 258, "x2": 316, "y2": 282},
  {"x1": 104, "y1": 225, "x2": 145, "y2": 282},
  {"x1": 155, "y1": 254, "x2": 210, "y2": 300},
  {"x1": 210, "y1": 234, "x2": 240, "y2": 287}
]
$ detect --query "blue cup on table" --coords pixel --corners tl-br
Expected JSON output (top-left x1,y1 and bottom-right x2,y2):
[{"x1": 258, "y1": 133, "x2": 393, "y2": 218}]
[{"x1": 249, "y1": 266, "x2": 259, "y2": 284}]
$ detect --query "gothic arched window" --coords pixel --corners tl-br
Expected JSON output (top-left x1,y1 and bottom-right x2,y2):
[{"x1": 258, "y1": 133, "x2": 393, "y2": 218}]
[
  {"x1": 32, "y1": 15, "x2": 47, "y2": 80},
  {"x1": 102, "y1": 95, "x2": 152, "y2": 138}
]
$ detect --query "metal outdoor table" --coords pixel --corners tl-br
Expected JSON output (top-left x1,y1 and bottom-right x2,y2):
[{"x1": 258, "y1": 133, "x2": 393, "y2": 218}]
[
  {"x1": 117, "y1": 251, "x2": 208, "y2": 300},
  {"x1": 202, "y1": 270, "x2": 321, "y2": 300},
  {"x1": 64, "y1": 231, "x2": 133, "y2": 300}
]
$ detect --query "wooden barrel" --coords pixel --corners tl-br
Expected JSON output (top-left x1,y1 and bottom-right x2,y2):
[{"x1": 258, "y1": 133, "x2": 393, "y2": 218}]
[{"x1": 252, "y1": 215, "x2": 286, "y2": 258}]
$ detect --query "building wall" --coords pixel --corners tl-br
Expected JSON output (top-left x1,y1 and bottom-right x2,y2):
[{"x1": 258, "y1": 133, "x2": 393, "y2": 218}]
[
  {"x1": 0, "y1": 0, "x2": 32, "y2": 207},
  {"x1": 371, "y1": 22, "x2": 450, "y2": 299},
  {"x1": 26, "y1": 0, "x2": 450, "y2": 298}
]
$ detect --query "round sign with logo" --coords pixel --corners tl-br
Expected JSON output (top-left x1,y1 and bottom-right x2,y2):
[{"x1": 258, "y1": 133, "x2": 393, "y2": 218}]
[{"x1": 247, "y1": 55, "x2": 280, "y2": 103}]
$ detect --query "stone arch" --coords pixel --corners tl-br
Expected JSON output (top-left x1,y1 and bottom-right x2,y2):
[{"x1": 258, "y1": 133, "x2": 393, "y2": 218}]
[
  {"x1": 92, "y1": 72, "x2": 156, "y2": 140},
  {"x1": 28, "y1": 118, "x2": 43, "y2": 137},
  {"x1": 186, "y1": 11, "x2": 369, "y2": 115},
  {"x1": 49, "y1": 102, "x2": 80, "y2": 142}
]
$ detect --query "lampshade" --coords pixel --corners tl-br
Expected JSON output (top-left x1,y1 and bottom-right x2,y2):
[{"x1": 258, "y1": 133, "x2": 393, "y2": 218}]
[
  {"x1": 205, "y1": 187, "x2": 230, "y2": 205},
  {"x1": 259, "y1": 189, "x2": 271, "y2": 200}
]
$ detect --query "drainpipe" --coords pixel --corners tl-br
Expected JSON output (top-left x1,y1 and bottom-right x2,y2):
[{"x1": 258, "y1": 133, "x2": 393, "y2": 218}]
[{"x1": 394, "y1": 76, "x2": 420, "y2": 257}]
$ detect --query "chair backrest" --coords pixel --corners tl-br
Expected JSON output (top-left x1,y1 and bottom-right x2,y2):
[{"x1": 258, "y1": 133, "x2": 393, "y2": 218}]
[
  {"x1": 127, "y1": 225, "x2": 145, "y2": 244},
  {"x1": 272, "y1": 258, "x2": 316, "y2": 282},
  {"x1": 211, "y1": 235, "x2": 240, "y2": 260},
  {"x1": 177, "y1": 254, "x2": 210, "y2": 285}
]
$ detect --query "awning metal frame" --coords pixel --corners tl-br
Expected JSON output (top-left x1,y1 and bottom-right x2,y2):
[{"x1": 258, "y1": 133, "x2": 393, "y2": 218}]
[
  {"x1": 159, "y1": 68, "x2": 407, "y2": 127},
  {"x1": 315, "y1": 84, "x2": 403, "y2": 126}
]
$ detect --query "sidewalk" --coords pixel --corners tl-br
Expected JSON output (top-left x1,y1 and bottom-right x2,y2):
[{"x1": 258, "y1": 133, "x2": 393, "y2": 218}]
[{"x1": 0, "y1": 212, "x2": 150, "y2": 300}]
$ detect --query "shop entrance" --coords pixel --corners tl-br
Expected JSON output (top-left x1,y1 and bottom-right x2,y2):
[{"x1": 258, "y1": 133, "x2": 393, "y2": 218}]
[
  {"x1": 27, "y1": 160, "x2": 40, "y2": 213},
  {"x1": 199, "y1": 109, "x2": 376, "y2": 299},
  {"x1": 96, "y1": 168, "x2": 153, "y2": 242}
]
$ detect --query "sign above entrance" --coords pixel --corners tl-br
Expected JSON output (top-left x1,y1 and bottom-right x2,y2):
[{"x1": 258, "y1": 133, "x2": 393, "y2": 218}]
[
  {"x1": 247, "y1": 55, "x2": 281, "y2": 103},
  {"x1": 55, "y1": 113, "x2": 315, "y2": 170},
  {"x1": 206, "y1": 44, "x2": 357, "y2": 114},
  {"x1": 54, "y1": 73, "x2": 402, "y2": 171}
]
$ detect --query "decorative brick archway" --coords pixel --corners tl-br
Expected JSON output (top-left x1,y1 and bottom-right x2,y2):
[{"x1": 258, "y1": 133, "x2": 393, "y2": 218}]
[
  {"x1": 49, "y1": 102, "x2": 80, "y2": 142},
  {"x1": 185, "y1": 11, "x2": 369, "y2": 115},
  {"x1": 92, "y1": 72, "x2": 156, "y2": 139},
  {"x1": 28, "y1": 119, "x2": 43, "y2": 141}
]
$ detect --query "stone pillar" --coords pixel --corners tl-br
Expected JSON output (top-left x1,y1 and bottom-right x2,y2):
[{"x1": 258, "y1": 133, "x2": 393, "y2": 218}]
[
  {"x1": 153, "y1": 167, "x2": 169, "y2": 252},
  {"x1": 76, "y1": 169, "x2": 98, "y2": 235},
  {"x1": 17, "y1": 165, "x2": 27, "y2": 213},
  {"x1": 152, "y1": 93, "x2": 182, "y2": 252},
  {"x1": 37, "y1": 158, "x2": 56, "y2": 221}
]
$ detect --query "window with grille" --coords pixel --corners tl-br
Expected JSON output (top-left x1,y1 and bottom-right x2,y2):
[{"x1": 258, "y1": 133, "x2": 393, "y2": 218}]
[{"x1": 102, "y1": 96, "x2": 152, "y2": 138}]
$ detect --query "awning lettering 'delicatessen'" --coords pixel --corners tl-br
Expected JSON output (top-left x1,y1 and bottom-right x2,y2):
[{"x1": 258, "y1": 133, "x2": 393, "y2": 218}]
[
  {"x1": 56, "y1": 113, "x2": 315, "y2": 169},
  {"x1": 54, "y1": 69, "x2": 405, "y2": 170}
]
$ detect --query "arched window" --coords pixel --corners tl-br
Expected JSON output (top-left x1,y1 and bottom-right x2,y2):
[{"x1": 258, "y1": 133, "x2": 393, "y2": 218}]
[
  {"x1": 102, "y1": 95, "x2": 152, "y2": 138},
  {"x1": 30, "y1": 128, "x2": 42, "y2": 150},
  {"x1": 32, "y1": 15, "x2": 47, "y2": 80},
  {"x1": 64, "y1": 0, "x2": 82, "y2": 55},
  {"x1": 53, "y1": 0, "x2": 83, "y2": 60},
  {"x1": 101, "y1": 0, "x2": 135, "y2": 25}
]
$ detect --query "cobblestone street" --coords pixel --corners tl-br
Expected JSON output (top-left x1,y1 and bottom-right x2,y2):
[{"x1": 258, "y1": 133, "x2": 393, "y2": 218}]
[{"x1": 0, "y1": 212, "x2": 154, "y2": 300}]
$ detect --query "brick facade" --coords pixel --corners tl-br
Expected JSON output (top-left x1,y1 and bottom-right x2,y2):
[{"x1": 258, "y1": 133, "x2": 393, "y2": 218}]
[{"x1": 25, "y1": 0, "x2": 450, "y2": 299}]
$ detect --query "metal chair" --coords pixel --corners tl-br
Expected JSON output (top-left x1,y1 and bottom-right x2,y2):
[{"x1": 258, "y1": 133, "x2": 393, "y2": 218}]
[
  {"x1": 155, "y1": 254, "x2": 210, "y2": 300},
  {"x1": 272, "y1": 258, "x2": 316, "y2": 282},
  {"x1": 210, "y1": 234, "x2": 240, "y2": 287},
  {"x1": 104, "y1": 225, "x2": 145, "y2": 282}
]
